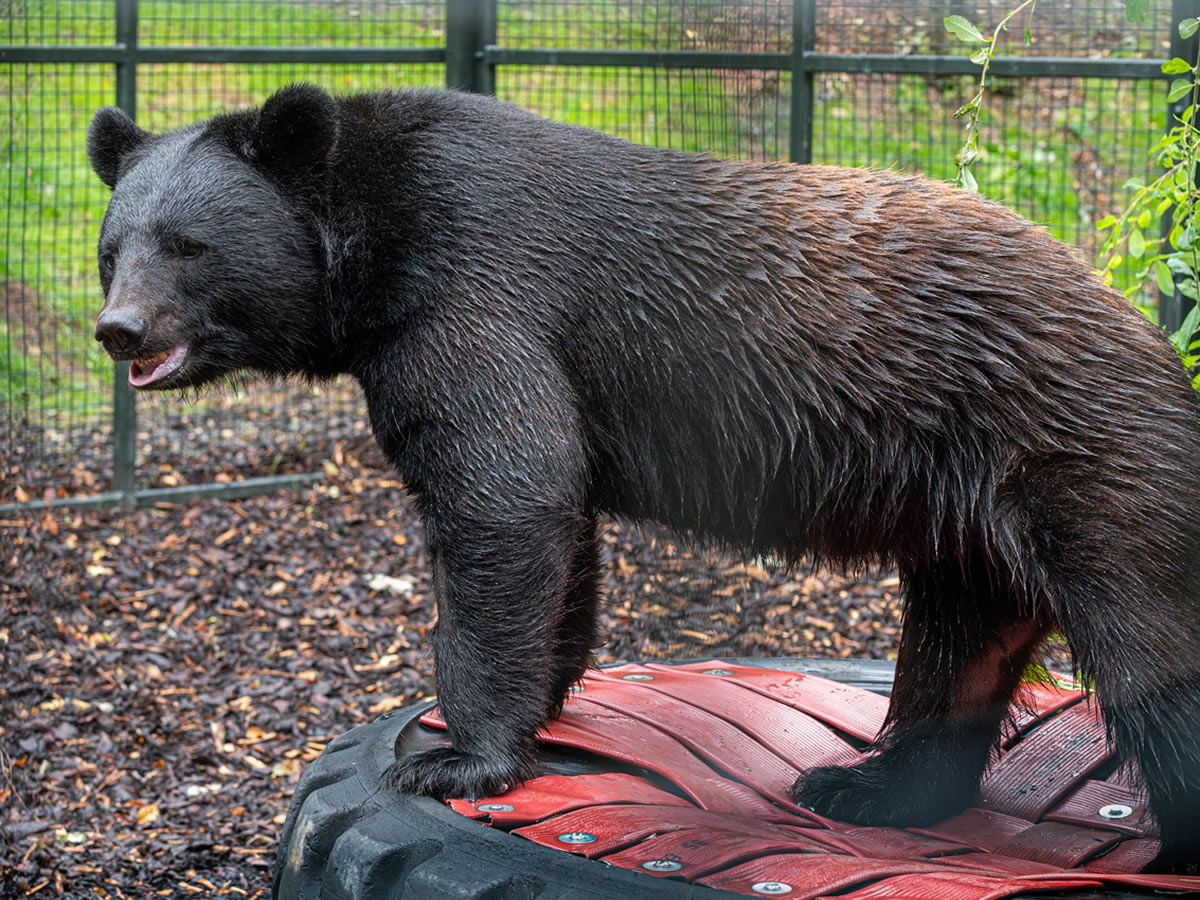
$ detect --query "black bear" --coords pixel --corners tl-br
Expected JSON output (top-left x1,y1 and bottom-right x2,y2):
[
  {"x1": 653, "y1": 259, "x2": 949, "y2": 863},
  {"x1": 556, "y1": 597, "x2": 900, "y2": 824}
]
[{"x1": 88, "y1": 84, "x2": 1200, "y2": 871}]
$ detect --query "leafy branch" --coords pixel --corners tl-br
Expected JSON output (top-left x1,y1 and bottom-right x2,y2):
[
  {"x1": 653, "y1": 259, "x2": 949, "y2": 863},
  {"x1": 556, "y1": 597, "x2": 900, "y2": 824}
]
[
  {"x1": 944, "y1": 1, "x2": 1038, "y2": 191},
  {"x1": 1097, "y1": 16, "x2": 1200, "y2": 371}
]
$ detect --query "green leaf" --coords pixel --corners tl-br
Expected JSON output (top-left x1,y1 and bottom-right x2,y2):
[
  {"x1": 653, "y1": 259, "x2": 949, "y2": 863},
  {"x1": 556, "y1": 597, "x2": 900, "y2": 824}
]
[
  {"x1": 1024, "y1": 25, "x2": 1033, "y2": 46},
  {"x1": 1158, "y1": 196, "x2": 1175, "y2": 216},
  {"x1": 958, "y1": 166, "x2": 979, "y2": 193},
  {"x1": 1137, "y1": 209, "x2": 1153, "y2": 229},
  {"x1": 1163, "y1": 57, "x2": 1194, "y2": 75},
  {"x1": 1170, "y1": 303, "x2": 1200, "y2": 353},
  {"x1": 1167, "y1": 255, "x2": 1194, "y2": 275},
  {"x1": 1096, "y1": 214, "x2": 1118, "y2": 230},
  {"x1": 1155, "y1": 260, "x2": 1177, "y2": 294},
  {"x1": 1129, "y1": 228, "x2": 1147, "y2": 258},
  {"x1": 953, "y1": 98, "x2": 980, "y2": 118},
  {"x1": 969, "y1": 48, "x2": 990, "y2": 65},
  {"x1": 1181, "y1": 17, "x2": 1200, "y2": 39},
  {"x1": 944, "y1": 15, "x2": 986, "y2": 44},
  {"x1": 1168, "y1": 79, "x2": 1193, "y2": 103},
  {"x1": 1124, "y1": 0, "x2": 1150, "y2": 23}
]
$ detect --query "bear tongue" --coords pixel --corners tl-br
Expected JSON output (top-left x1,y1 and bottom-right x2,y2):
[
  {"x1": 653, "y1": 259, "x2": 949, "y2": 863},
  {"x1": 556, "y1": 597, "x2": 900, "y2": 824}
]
[{"x1": 129, "y1": 343, "x2": 188, "y2": 387}]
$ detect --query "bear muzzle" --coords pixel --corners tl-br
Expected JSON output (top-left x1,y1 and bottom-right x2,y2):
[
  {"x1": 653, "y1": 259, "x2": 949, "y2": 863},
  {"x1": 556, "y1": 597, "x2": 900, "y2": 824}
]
[{"x1": 94, "y1": 307, "x2": 147, "y2": 356}]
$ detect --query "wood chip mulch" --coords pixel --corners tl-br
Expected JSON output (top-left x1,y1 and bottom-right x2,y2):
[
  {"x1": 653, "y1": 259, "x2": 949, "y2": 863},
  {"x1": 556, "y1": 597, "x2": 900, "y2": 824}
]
[{"x1": 2, "y1": 439, "x2": 916, "y2": 898}]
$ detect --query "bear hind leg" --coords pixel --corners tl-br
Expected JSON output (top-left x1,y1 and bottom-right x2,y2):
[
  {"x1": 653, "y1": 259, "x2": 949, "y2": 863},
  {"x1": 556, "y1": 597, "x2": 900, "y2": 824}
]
[{"x1": 793, "y1": 550, "x2": 1045, "y2": 826}]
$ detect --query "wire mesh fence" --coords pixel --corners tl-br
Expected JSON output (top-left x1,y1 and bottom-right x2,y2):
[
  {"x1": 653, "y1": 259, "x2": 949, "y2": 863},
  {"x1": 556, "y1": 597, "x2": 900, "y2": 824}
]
[{"x1": 0, "y1": 0, "x2": 1186, "y2": 509}]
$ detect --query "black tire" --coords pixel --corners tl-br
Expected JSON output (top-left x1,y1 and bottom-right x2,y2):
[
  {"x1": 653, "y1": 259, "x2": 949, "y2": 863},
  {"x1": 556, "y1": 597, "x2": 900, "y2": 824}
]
[
  {"x1": 272, "y1": 659, "x2": 893, "y2": 899},
  {"x1": 271, "y1": 658, "x2": 1157, "y2": 900}
]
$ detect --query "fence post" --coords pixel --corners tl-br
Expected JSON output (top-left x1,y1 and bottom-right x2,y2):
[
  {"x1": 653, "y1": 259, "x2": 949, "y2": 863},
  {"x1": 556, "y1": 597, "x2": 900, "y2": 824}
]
[
  {"x1": 1164, "y1": 0, "x2": 1200, "y2": 333},
  {"x1": 446, "y1": 0, "x2": 496, "y2": 94},
  {"x1": 790, "y1": 0, "x2": 815, "y2": 164},
  {"x1": 112, "y1": 0, "x2": 138, "y2": 506}
]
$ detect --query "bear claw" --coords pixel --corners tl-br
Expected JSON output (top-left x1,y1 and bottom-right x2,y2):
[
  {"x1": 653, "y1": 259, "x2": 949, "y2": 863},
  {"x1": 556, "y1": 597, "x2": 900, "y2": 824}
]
[{"x1": 384, "y1": 746, "x2": 529, "y2": 801}]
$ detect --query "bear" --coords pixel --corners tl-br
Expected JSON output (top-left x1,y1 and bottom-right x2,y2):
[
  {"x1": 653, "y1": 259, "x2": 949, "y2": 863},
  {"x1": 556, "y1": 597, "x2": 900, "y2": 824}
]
[{"x1": 87, "y1": 84, "x2": 1200, "y2": 871}]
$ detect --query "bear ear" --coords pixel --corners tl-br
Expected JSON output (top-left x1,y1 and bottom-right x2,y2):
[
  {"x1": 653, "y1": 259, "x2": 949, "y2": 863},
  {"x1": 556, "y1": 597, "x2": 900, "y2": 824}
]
[
  {"x1": 251, "y1": 83, "x2": 339, "y2": 175},
  {"x1": 88, "y1": 107, "x2": 150, "y2": 188}
]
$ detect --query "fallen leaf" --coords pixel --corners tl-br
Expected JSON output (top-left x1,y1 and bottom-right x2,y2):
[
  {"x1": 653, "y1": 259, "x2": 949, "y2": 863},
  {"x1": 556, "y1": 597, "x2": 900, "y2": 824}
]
[{"x1": 137, "y1": 803, "x2": 160, "y2": 825}]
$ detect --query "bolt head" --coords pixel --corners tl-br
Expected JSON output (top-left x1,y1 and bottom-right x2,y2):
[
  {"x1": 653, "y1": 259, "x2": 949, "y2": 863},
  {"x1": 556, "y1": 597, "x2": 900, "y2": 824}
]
[
  {"x1": 642, "y1": 860, "x2": 683, "y2": 872},
  {"x1": 703, "y1": 668, "x2": 734, "y2": 676},
  {"x1": 622, "y1": 674, "x2": 655, "y2": 682},
  {"x1": 752, "y1": 883, "x2": 793, "y2": 895},
  {"x1": 1099, "y1": 803, "x2": 1134, "y2": 820},
  {"x1": 557, "y1": 832, "x2": 597, "y2": 844},
  {"x1": 477, "y1": 803, "x2": 514, "y2": 813}
]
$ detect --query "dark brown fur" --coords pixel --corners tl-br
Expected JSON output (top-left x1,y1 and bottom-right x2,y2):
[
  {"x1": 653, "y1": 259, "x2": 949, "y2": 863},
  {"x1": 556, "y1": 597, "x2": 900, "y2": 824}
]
[{"x1": 87, "y1": 87, "x2": 1200, "y2": 871}]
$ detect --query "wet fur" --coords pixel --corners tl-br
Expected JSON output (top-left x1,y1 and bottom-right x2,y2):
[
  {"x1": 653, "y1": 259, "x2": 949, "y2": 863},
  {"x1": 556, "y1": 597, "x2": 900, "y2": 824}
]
[{"x1": 89, "y1": 86, "x2": 1200, "y2": 871}]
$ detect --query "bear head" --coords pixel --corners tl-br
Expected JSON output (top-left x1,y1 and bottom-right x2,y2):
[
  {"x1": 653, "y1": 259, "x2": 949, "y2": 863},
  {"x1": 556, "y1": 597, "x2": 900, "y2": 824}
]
[{"x1": 88, "y1": 84, "x2": 339, "y2": 390}]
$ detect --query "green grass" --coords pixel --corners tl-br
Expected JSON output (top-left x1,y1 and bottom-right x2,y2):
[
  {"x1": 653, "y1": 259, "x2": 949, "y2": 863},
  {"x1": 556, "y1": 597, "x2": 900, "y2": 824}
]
[{"x1": 1, "y1": 2, "x2": 1171, "y2": 426}]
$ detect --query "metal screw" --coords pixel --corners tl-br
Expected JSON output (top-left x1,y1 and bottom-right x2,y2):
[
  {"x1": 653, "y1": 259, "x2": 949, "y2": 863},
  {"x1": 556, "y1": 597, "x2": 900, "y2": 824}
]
[
  {"x1": 642, "y1": 860, "x2": 683, "y2": 872},
  {"x1": 557, "y1": 832, "x2": 597, "y2": 844},
  {"x1": 622, "y1": 674, "x2": 655, "y2": 682},
  {"x1": 477, "y1": 803, "x2": 514, "y2": 813},
  {"x1": 1099, "y1": 803, "x2": 1133, "y2": 820},
  {"x1": 703, "y1": 668, "x2": 734, "y2": 676},
  {"x1": 752, "y1": 883, "x2": 793, "y2": 895},
  {"x1": 568, "y1": 685, "x2": 584, "y2": 692}
]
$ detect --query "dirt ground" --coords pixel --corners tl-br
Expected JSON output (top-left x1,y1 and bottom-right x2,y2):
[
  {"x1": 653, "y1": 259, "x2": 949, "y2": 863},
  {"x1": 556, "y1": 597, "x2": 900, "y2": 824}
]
[{"x1": 2, "y1": 437, "x2": 966, "y2": 898}]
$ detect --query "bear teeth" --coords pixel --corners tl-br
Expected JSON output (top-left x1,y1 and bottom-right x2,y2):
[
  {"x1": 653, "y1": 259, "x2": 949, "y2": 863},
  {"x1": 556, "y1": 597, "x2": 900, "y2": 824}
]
[{"x1": 136, "y1": 351, "x2": 169, "y2": 368}]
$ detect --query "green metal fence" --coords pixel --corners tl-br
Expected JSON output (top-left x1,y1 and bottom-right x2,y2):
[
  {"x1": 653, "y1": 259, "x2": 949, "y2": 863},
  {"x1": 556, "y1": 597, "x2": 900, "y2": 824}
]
[{"x1": 1, "y1": 0, "x2": 1194, "y2": 512}]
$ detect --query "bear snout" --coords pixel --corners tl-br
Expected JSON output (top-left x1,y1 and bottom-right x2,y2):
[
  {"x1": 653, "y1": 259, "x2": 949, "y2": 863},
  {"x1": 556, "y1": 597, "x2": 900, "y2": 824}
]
[{"x1": 95, "y1": 307, "x2": 148, "y2": 357}]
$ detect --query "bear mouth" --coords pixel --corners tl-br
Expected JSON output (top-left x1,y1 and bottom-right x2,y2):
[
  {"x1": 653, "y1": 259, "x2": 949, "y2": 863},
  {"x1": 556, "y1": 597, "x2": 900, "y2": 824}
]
[{"x1": 129, "y1": 343, "x2": 189, "y2": 388}]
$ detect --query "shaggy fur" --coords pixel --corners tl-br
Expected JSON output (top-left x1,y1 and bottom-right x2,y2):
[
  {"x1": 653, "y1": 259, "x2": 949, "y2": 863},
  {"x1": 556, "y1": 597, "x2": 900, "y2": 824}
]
[{"x1": 88, "y1": 85, "x2": 1200, "y2": 871}]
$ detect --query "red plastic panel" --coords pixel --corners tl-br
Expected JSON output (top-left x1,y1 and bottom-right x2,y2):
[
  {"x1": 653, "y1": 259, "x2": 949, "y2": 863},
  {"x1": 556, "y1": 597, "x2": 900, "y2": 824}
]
[
  {"x1": 421, "y1": 700, "x2": 794, "y2": 822},
  {"x1": 1044, "y1": 778, "x2": 1155, "y2": 837},
  {"x1": 668, "y1": 661, "x2": 889, "y2": 742},
  {"x1": 1002, "y1": 679, "x2": 1085, "y2": 743},
  {"x1": 935, "y1": 853, "x2": 1063, "y2": 876},
  {"x1": 510, "y1": 803, "x2": 813, "y2": 859},
  {"x1": 572, "y1": 678, "x2": 811, "y2": 810},
  {"x1": 596, "y1": 664, "x2": 860, "y2": 769},
  {"x1": 1025, "y1": 871, "x2": 1200, "y2": 892},
  {"x1": 424, "y1": 666, "x2": 1200, "y2": 898},
  {"x1": 838, "y1": 872, "x2": 1108, "y2": 900},
  {"x1": 601, "y1": 827, "x2": 837, "y2": 880},
  {"x1": 993, "y1": 821, "x2": 1121, "y2": 868},
  {"x1": 1080, "y1": 838, "x2": 1161, "y2": 874},
  {"x1": 979, "y1": 701, "x2": 1112, "y2": 819},
  {"x1": 697, "y1": 853, "x2": 948, "y2": 899},
  {"x1": 447, "y1": 773, "x2": 691, "y2": 827},
  {"x1": 912, "y1": 808, "x2": 1033, "y2": 853},
  {"x1": 838, "y1": 827, "x2": 968, "y2": 859}
]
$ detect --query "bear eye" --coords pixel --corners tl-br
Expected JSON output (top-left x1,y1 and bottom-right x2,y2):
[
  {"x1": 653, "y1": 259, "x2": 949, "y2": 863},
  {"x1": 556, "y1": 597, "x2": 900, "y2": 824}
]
[
  {"x1": 167, "y1": 236, "x2": 206, "y2": 260},
  {"x1": 99, "y1": 250, "x2": 117, "y2": 274}
]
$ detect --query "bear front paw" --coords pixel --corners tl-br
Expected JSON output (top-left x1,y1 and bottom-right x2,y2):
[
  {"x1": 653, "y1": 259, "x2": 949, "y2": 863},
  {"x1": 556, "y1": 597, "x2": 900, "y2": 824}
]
[{"x1": 384, "y1": 746, "x2": 532, "y2": 801}]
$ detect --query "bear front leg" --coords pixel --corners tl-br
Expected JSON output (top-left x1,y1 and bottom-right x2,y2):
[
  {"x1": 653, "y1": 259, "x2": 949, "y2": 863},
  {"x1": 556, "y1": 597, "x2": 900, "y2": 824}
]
[
  {"x1": 364, "y1": 338, "x2": 591, "y2": 800},
  {"x1": 385, "y1": 509, "x2": 591, "y2": 800}
]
